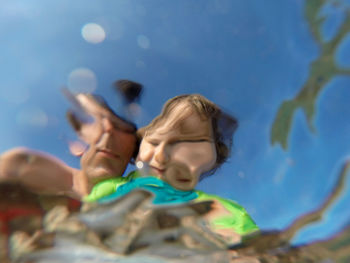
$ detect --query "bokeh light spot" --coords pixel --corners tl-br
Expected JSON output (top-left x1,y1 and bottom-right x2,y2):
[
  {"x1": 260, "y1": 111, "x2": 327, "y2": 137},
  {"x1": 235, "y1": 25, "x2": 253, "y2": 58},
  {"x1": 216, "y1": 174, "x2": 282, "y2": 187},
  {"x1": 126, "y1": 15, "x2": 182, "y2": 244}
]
[
  {"x1": 16, "y1": 108, "x2": 48, "y2": 128},
  {"x1": 67, "y1": 68, "x2": 97, "y2": 93},
  {"x1": 68, "y1": 140, "x2": 87, "y2": 156},
  {"x1": 81, "y1": 23, "x2": 106, "y2": 44},
  {"x1": 136, "y1": 161, "x2": 144, "y2": 169},
  {"x1": 137, "y1": 35, "x2": 150, "y2": 49},
  {"x1": 127, "y1": 103, "x2": 141, "y2": 117},
  {"x1": 238, "y1": 171, "x2": 245, "y2": 178}
]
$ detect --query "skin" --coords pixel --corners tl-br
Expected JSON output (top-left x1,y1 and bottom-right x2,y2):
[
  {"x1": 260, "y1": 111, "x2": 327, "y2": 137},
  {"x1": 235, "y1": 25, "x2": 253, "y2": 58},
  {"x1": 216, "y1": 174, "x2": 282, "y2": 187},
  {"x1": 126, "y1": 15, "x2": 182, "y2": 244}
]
[
  {"x1": 0, "y1": 94, "x2": 137, "y2": 199},
  {"x1": 136, "y1": 101, "x2": 242, "y2": 244},
  {"x1": 75, "y1": 95, "x2": 137, "y2": 185},
  {"x1": 137, "y1": 101, "x2": 217, "y2": 191},
  {"x1": 1, "y1": 94, "x2": 246, "y2": 245}
]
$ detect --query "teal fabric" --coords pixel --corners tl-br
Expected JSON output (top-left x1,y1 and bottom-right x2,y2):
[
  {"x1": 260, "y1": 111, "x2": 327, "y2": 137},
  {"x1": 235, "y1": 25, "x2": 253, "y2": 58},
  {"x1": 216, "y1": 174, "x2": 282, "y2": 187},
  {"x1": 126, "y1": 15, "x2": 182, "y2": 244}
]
[{"x1": 98, "y1": 176, "x2": 199, "y2": 204}]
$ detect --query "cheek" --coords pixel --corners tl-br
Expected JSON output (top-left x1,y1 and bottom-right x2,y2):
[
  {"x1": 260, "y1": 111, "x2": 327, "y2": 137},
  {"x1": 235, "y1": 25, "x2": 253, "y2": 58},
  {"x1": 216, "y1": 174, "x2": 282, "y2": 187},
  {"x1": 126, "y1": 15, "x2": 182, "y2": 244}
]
[
  {"x1": 137, "y1": 141, "x2": 154, "y2": 162},
  {"x1": 172, "y1": 143, "x2": 217, "y2": 175},
  {"x1": 200, "y1": 143, "x2": 217, "y2": 172},
  {"x1": 80, "y1": 146, "x2": 96, "y2": 169},
  {"x1": 190, "y1": 174, "x2": 200, "y2": 188},
  {"x1": 118, "y1": 133, "x2": 137, "y2": 157},
  {"x1": 79, "y1": 121, "x2": 103, "y2": 144}
]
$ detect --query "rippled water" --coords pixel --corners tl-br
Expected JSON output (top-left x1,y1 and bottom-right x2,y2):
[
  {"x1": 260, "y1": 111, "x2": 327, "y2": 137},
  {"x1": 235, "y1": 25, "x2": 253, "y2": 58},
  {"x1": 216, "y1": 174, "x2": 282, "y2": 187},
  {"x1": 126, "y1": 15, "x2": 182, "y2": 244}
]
[
  {"x1": 1, "y1": 0, "x2": 350, "y2": 262},
  {"x1": 1, "y1": 163, "x2": 349, "y2": 262}
]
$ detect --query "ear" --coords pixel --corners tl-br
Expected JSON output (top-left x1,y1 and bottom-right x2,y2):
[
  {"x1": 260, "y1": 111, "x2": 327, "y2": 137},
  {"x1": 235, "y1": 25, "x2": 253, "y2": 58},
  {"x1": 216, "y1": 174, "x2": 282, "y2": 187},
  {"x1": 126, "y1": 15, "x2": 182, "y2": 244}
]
[{"x1": 68, "y1": 140, "x2": 87, "y2": 157}]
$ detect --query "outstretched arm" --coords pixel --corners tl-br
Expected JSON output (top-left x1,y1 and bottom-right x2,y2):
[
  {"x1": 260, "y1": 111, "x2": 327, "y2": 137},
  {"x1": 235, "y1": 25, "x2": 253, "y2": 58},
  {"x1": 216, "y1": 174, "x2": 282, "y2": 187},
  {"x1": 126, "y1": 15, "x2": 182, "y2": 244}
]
[{"x1": 0, "y1": 147, "x2": 85, "y2": 199}]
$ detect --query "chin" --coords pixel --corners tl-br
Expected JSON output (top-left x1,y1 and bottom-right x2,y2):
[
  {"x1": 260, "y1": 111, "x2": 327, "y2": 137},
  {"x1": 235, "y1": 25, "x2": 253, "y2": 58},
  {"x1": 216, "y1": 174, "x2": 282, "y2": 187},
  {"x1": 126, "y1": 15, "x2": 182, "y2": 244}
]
[
  {"x1": 89, "y1": 168, "x2": 119, "y2": 183},
  {"x1": 173, "y1": 184, "x2": 192, "y2": 192}
]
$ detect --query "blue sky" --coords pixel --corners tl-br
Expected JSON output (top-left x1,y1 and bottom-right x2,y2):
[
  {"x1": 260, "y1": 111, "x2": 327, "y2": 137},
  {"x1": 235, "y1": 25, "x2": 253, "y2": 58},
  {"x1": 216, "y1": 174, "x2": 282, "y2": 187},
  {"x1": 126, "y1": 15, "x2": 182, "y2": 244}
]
[{"x1": 1, "y1": 0, "x2": 349, "y2": 244}]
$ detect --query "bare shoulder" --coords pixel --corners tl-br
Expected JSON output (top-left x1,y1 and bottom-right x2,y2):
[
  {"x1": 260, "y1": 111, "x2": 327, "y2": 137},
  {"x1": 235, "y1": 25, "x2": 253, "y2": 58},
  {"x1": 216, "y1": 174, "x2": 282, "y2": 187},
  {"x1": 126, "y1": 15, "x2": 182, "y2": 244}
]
[{"x1": 0, "y1": 147, "x2": 79, "y2": 197}]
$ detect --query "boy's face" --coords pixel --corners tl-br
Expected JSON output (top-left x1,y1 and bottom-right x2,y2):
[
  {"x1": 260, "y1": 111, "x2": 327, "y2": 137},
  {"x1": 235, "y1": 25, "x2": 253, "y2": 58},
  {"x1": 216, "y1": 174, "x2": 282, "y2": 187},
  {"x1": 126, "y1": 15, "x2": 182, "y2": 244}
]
[
  {"x1": 76, "y1": 95, "x2": 137, "y2": 183},
  {"x1": 137, "y1": 103, "x2": 217, "y2": 191}
]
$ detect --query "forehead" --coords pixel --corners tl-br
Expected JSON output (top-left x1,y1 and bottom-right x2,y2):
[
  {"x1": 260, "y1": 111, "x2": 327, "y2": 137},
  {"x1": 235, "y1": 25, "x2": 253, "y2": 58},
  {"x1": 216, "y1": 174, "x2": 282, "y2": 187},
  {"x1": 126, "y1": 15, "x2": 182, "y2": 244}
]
[
  {"x1": 145, "y1": 103, "x2": 213, "y2": 139},
  {"x1": 77, "y1": 94, "x2": 111, "y2": 116},
  {"x1": 76, "y1": 94, "x2": 135, "y2": 133}
]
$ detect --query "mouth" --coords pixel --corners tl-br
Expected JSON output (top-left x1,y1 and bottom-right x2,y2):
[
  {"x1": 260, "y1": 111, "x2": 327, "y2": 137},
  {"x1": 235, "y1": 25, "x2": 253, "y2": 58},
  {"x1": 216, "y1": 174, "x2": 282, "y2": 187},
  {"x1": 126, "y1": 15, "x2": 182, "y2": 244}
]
[
  {"x1": 149, "y1": 166, "x2": 166, "y2": 176},
  {"x1": 174, "y1": 177, "x2": 192, "y2": 184},
  {"x1": 176, "y1": 178, "x2": 191, "y2": 183},
  {"x1": 96, "y1": 149, "x2": 120, "y2": 160}
]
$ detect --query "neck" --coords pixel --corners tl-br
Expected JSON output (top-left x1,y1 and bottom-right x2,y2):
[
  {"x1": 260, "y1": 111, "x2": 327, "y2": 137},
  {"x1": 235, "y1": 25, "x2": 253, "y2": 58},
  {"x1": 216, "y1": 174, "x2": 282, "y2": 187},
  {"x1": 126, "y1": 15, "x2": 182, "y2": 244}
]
[{"x1": 71, "y1": 169, "x2": 91, "y2": 199}]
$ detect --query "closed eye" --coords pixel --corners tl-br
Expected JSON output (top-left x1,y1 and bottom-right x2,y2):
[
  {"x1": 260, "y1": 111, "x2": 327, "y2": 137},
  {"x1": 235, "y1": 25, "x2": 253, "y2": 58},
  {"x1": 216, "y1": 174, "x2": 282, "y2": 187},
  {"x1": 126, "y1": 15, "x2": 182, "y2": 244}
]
[
  {"x1": 148, "y1": 140, "x2": 159, "y2": 146},
  {"x1": 175, "y1": 139, "x2": 210, "y2": 144}
]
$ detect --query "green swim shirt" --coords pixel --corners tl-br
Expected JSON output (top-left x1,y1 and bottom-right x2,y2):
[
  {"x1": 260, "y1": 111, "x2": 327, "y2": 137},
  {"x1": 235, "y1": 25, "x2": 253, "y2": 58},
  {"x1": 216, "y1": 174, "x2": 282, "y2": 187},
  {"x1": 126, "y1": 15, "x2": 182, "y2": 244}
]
[{"x1": 84, "y1": 171, "x2": 259, "y2": 236}]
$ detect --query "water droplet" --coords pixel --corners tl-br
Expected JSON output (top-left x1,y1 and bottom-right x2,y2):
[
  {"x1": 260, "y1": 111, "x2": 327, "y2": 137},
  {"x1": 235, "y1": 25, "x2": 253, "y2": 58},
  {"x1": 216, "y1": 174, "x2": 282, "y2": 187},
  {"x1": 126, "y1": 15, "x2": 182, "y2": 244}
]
[
  {"x1": 137, "y1": 35, "x2": 150, "y2": 49},
  {"x1": 81, "y1": 23, "x2": 106, "y2": 44},
  {"x1": 238, "y1": 171, "x2": 245, "y2": 178},
  {"x1": 68, "y1": 68, "x2": 97, "y2": 93},
  {"x1": 127, "y1": 103, "x2": 141, "y2": 118},
  {"x1": 68, "y1": 140, "x2": 87, "y2": 156},
  {"x1": 136, "y1": 161, "x2": 144, "y2": 169}
]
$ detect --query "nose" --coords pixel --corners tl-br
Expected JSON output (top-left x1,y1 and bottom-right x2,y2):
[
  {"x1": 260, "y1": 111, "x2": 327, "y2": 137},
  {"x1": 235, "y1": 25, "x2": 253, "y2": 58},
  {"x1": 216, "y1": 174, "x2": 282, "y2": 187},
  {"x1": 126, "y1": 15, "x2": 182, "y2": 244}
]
[
  {"x1": 96, "y1": 117, "x2": 120, "y2": 148},
  {"x1": 154, "y1": 143, "x2": 170, "y2": 166},
  {"x1": 101, "y1": 117, "x2": 114, "y2": 133}
]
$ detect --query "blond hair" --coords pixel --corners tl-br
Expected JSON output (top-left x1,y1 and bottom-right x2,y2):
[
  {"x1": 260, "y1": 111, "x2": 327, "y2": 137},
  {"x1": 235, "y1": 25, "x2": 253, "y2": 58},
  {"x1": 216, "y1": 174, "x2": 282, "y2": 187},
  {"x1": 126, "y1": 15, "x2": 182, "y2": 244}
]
[{"x1": 138, "y1": 94, "x2": 238, "y2": 179}]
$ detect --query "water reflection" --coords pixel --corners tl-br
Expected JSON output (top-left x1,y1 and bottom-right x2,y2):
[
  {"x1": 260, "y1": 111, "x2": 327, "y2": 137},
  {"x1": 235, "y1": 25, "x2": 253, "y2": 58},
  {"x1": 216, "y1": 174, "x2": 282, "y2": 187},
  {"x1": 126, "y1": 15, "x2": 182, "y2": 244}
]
[
  {"x1": 1, "y1": 0, "x2": 350, "y2": 262},
  {"x1": 2, "y1": 159, "x2": 349, "y2": 262},
  {"x1": 271, "y1": 0, "x2": 350, "y2": 149},
  {"x1": 1, "y1": 89, "x2": 349, "y2": 262},
  {"x1": 232, "y1": 160, "x2": 350, "y2": 262},
  {"x1": 137, "y1": 35, "x2": 151, "y2": 49}
]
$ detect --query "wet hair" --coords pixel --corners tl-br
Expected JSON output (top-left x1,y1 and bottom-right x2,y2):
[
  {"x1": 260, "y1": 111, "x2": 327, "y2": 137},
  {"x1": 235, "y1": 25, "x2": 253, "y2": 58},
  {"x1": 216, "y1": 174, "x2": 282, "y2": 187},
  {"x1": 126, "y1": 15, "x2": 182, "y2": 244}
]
[
  {"x1": 138, "y1": 94, "x2": 238, "y2": 180},
  {"x1": 66, "y1": 93, "x2": 140, "y2": 160}
]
